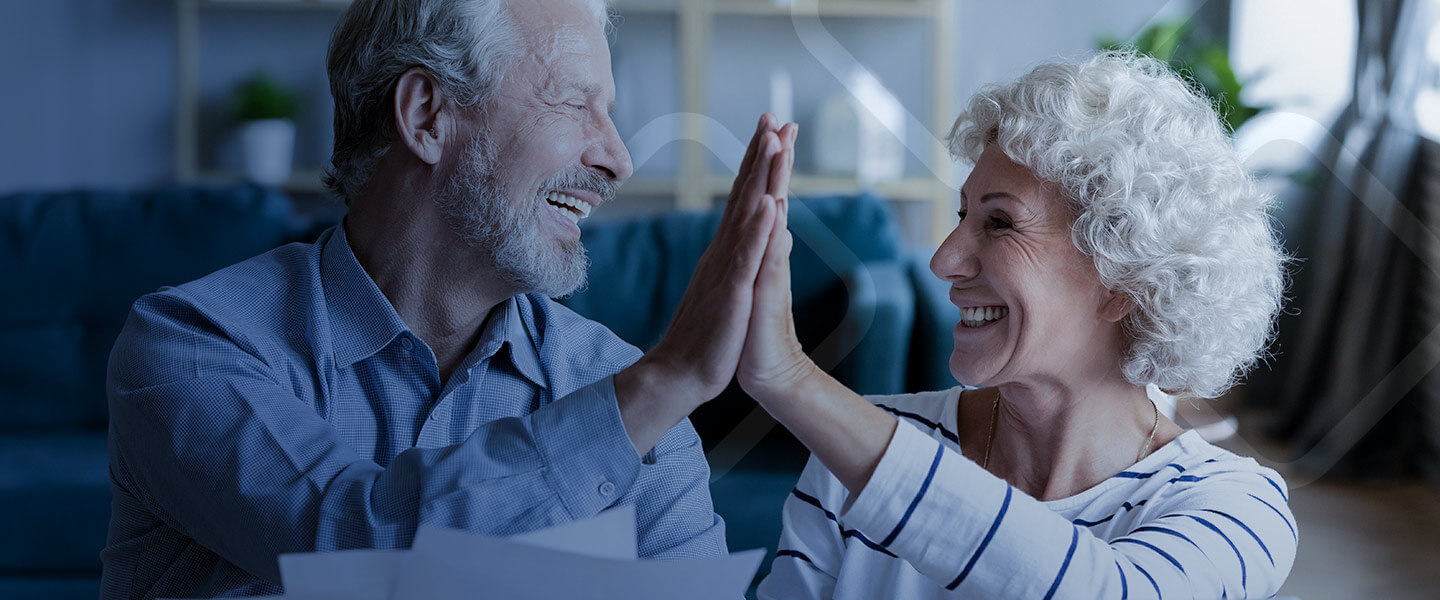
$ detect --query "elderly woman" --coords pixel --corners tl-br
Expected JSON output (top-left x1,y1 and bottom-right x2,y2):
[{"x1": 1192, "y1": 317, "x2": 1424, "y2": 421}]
[{"x1": 740, "y1": 53, "x2": 1296, "y2": 599}]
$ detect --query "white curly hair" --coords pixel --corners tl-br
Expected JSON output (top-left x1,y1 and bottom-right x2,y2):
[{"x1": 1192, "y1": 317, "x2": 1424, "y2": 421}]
[{"x1": 947, "y1": 51, "x2": 1286, "y2": 399}]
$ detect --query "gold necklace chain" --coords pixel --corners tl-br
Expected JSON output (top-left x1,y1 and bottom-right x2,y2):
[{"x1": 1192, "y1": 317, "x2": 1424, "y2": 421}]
[{"x1": 981, "y1": 390, "x2": 1161, "y2": 470}]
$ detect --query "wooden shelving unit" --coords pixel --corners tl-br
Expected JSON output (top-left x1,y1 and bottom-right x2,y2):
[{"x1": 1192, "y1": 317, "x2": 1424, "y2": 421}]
[{"x1": 175, "y1": 0, "x2": 957, "y2": 243}]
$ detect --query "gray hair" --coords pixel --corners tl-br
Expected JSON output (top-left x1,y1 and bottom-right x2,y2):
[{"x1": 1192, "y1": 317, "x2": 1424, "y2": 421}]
[
  {"x1": 948, "y1": 52, "x2": 1287, "y2": 398},
  {"x1": 324, "y1": 0, "x2": 609, "y2": 204}
]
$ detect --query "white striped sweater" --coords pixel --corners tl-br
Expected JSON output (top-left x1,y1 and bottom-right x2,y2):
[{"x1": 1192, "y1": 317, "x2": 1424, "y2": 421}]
[{"x1": 757, "y1": 388, "x2": 1297, "y2": 599}]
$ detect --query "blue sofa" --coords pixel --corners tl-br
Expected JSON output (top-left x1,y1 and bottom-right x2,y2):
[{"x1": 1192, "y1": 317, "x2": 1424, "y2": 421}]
[{"x1": 0, "y1": 186, "x2": 956, "y2": 598}]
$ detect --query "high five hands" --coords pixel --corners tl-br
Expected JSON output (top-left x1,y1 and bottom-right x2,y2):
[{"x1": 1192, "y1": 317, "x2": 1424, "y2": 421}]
[{"x1": 615, "y1": 113, "x2": 818, "y2": 454}]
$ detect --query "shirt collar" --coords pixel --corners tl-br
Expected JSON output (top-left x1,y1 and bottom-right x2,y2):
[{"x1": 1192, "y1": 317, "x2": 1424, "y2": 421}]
[
  {"x1": 462, "y1": 296, "x2": 548, "y2": 389},
  {"x1": 321, "y1": 223, "x2": 410, "y2": 367},
  {"x1": 322, "y1": 223, "x2": 549, "y2": 389}
]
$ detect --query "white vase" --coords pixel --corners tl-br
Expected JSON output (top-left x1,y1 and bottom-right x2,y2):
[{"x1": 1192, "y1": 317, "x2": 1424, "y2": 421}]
[
  {"x1": 239, "y1": 118, "x2": 296, "y2": 186},
  {"x1": 813, "y1": 69, "x2": 905, "y2": 185}
]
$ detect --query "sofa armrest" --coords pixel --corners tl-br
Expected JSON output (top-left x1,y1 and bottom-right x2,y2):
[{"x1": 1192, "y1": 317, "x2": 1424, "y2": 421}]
[{"x1": 811, "y1": 260, "x2": 915, "y2": 396}]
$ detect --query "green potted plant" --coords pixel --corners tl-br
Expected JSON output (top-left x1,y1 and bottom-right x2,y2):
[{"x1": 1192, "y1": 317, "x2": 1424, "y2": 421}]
[{"x1": 234, "y1": 70, "x2": 299, "y2": 186}]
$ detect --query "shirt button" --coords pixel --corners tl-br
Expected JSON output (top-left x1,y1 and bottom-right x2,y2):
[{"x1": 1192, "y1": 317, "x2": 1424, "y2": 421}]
[
  {"x1": 400, "y1": 337, "x2": 415, "y2": 351},
  {"x1": 597, "y1": 481, "x2": 616, "y2": 497}
]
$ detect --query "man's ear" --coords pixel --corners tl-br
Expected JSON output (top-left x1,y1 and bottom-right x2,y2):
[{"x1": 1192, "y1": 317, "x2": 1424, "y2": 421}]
[
  {"x1": 1100, "y1": 289, "x2": 1133, "y2": 323},
  {"x1": 393, "y1": 66, "x2": 450, "y2": 165}
]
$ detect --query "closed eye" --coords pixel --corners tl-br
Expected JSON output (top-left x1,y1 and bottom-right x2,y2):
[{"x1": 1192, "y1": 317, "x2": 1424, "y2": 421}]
[{"x1": 988, "y1": 216, "x2": 1012, "y2": 230}]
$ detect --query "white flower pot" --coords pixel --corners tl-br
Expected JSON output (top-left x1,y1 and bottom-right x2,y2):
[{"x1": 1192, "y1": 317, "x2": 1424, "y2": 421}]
[{"x1": 239, "y1": 118, "x2": 296, "y2": 186}]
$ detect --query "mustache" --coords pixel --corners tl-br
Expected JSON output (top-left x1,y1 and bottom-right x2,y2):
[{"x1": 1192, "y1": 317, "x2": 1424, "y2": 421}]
[{"x1": 536, "y1": 165, "x2": 618, "y2": 205}]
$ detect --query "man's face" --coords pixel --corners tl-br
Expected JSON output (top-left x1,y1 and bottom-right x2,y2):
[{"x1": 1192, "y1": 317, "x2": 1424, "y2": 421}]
[{"x1": 437, "y1": 0, "x2": 631, "y2": 298}]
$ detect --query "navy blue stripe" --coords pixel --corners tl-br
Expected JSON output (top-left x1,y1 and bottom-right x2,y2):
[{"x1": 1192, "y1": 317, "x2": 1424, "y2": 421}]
[
  {"x1": 945, "y1": 485, "x2": 1013, "y2": 590},
  {"x1": 792, "y1": 488, "x2": 839, "y2": 523},
  {"x1": 1260, "y1": 474, "x2": 1289, "y2": 502},
  {"x1": 875, "y1": 404, "x2": 961, "y2": 444},
  {"x1": 1074, "y1": 514, "x2": 1117, "y2": 527},
  {"x1": 1131, "y1": 525, "x2": 1200, "y2": 551},
  {"x1": 1115, "y1": 559, "x2": 1129, "y2": 600},
  {"x1": 1073, "y1": 500, "x2": 1147, "y2": 527},
  {"x1": 1113, "y1": 471, "x2": 1155, "y2": 479},
  {"x1": 1132, "y1": 561, "x2": 1161, "y2": 597},
  {"x1": 1202, "y1": 509, "x2": 1273, "y2": 566},
  {"x1": 1114, "y1": 538, "x2": 1186, "y2": 574},
  {"x1": 791, "y1": 488, "x2": 898, "y2": 558},
  {"x1": 1042, "y1": 527, "x2": 1080, "y2": 600},
  {"x1": 1178, "y1": 513, "x2": 1247, "y2": 589},
  {"x1": 842, "y1": 529, "x2": 898, "y2": 557},
  {"x1": 882, "y1": 442, "x2": 944, "y2": 546},
  {"x1": 776, "y1": 549, "x2": 816, "y2": 567},
  {"x1": 1114, "y1": 463, "x2": 1187, "y2": 479},
  {"x1": 1167, "y1": 470, "x2": 1251, "y2": 484},
  {"x1": 1247, "y1": 493, "x2": 1297, "y2": 541}
]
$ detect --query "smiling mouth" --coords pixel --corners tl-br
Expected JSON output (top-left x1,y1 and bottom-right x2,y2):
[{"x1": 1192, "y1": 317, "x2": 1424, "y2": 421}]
[
  {"x1": 959, "y1": 305, "x2": 1008, "y2": 328},
  {"x1": 543, "y1": 191, "x2": 593, "y2": 225}
]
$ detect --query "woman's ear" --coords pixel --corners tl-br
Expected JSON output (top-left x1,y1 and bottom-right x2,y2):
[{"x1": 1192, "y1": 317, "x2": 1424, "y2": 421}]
[
  {"x1": 1100, "y1": 289, "x2": 1133, "y2": 323},
  {"x1": 393, "y1": 66, "x2": 450, "y2": 165}
]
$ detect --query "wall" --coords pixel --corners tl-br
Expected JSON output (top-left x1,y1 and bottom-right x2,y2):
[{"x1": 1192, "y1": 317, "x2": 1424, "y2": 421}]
[{"x1": 0, "y1": 0, "x2": 1184, "y2": 195}]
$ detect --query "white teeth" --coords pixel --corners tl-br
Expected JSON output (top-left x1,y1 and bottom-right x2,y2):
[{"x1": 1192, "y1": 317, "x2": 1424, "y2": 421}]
[
  {"x1": 959, "y1": 306, "x2": 1008, "y2": 328},
  {"x1": 544, "y1": 192, "x2": 592, "y2": 220}
]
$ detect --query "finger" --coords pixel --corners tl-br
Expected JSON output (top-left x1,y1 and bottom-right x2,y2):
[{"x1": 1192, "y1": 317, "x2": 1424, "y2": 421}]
[
  {"x1": 767, "y1": 145, "x2": 792, "y2": 201},
  {"x1": 785, "y1": 124, "x2": 798, "y2": 186},
  {"x1": 733, "y1": 114, "x2": 778, "y2": 200},
  {"x1": 733, "y1": 193, "x2": 778, "y2": 284},
  {"x1": 742, "y1": 131, "x2": 781, "y2": 203},
  {"x1": 754, "y1": 196, "x2": 792, "y2": 312}
]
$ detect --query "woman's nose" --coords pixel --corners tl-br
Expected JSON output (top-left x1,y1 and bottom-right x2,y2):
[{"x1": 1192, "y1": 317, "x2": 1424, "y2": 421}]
[{"x1": 930, "y1": 224, "x2": 980, "y2": 282}]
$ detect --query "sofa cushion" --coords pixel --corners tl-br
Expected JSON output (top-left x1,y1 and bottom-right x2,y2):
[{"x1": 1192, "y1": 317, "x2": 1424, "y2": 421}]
[
  {"x1": 0, "y1": 576, "x2": 102, "y2": 600},
  {"x1": 0, "y1": 433, "x2": 110, "y2": 571},
  {"x1": 562, "y1": 193, "x2": 903, "y2": 351},
  {"x1": 0, "y1": 186, "x2": 309, "y2": 430}
]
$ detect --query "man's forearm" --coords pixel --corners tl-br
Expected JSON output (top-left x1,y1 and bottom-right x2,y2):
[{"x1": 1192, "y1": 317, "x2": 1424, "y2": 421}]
[{"x1": 613, "y1": 355, "x2": 707, "y2": 456}]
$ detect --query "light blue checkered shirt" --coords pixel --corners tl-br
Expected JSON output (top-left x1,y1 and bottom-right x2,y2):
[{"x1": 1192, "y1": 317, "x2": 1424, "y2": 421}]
[{"x1": 102, "y1": 224, "x2": 725, "y2": 599}]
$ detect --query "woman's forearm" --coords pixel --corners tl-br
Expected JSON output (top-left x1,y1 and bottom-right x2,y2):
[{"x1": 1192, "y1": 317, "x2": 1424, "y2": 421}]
[{"x1": 754, "y1": 367, "x2": 899, "y2": 494}]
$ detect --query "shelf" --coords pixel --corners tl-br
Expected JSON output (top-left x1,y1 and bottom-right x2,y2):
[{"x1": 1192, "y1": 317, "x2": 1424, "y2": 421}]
[
  {"x1": 196, "y1": 0, "x2": 938, "y2": 18},
  {"x1": 710, "y1": 1, "x2": 935, "y2": 18},
  {"x1": 177, "y1": 0, "x2": 958, "y2": 243},
  {"x1": 189, "y1": 170, "x2": 942, "y2": 201},
  {"x1": 707, "y1": 174, "x2": 939, "y2": 199},
  {"x1": 618, "y1": 174, "x2": 941, "y2": 201},
  {"x1": 198, "y1": 0, "x2": 349, "y2": 10}
]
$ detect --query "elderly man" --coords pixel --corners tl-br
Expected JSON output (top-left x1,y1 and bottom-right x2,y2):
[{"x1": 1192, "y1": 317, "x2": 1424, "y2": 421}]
[{"x1": 101, "y1": 0, "x2": 796, "y2": 597}]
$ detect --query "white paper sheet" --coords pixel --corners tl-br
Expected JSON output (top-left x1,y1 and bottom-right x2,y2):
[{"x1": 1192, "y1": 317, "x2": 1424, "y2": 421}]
[
  {"x1": 278, "y1": 549, "x2": 405, "y2": 600},
  {"x1": 271, "y1": 505, "x2": 760, "y2": 600},
  {"x1": 507, "y1": 504, "x2": 637, "y2": 560},
  {"x1": 395, "y1": 523, "x2": 762, "y2": 600}
]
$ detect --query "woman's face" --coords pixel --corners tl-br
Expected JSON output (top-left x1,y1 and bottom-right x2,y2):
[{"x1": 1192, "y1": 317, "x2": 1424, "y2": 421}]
[{"x1": 931, "y1": 145, "x2": 1126, "y2": 388}]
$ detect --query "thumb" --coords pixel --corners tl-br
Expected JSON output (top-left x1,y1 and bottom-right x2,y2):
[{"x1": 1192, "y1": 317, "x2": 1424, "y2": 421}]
[{"x1": 753, "y1": 196, "x2": 792, "y2": 322}]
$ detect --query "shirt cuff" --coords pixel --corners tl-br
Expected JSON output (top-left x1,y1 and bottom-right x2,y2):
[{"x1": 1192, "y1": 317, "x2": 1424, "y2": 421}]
[
  {"x1": 840, "y1": 419, "x2": 940, "y2": 536},
  {"x1": 532, "y1": 375, "x2": 643, "y2": 520}
]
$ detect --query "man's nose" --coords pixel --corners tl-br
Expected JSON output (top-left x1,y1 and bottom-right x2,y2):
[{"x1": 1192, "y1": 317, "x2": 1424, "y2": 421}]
[{"x1": 584, "y1": 118, "x2": 633, "y2": 183}]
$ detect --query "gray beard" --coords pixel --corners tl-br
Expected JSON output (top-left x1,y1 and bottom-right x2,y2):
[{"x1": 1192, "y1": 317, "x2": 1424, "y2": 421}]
[{"x1": 436, "y1": 133, "x2": 590, "y2": 298}]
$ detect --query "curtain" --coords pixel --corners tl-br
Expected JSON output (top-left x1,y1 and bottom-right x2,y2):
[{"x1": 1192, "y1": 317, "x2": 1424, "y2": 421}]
[{"x1": 1261, "y1": 0, "x2": 1438, "y2": 480}]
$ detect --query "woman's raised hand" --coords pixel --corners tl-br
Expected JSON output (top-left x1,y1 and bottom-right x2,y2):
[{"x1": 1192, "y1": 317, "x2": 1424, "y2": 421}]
[{"x1": 737, "y1": 126, "x2": 818, "y2": 404}]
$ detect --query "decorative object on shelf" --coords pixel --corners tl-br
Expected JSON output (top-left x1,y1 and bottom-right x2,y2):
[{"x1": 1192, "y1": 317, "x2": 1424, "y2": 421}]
[
  {"x1": 1099, "y1": 20, "x2": 1267, "y2": 133},
  {"x1": 813, "y1": 68, "x2": 906, "y2": 185},
  {"x1": 234, "y1": 70, "x2": 299, "y2": 186}
]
